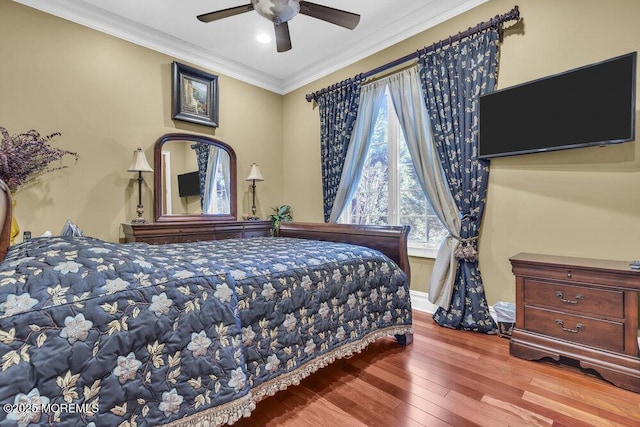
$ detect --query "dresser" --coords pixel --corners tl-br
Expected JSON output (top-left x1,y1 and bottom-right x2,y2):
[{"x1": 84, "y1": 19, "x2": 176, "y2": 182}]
[
  {"x1": 509, "y1": 253, "x2": 640, "y2": 393},
  {"x1": 122, "y1": 220, "x2": 272, "y2": 244}
]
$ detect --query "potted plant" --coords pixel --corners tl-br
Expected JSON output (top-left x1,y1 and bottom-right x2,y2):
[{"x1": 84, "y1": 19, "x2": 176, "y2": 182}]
[{"x1": 268, "y1": 205, "x2": 293, "y2": 236}]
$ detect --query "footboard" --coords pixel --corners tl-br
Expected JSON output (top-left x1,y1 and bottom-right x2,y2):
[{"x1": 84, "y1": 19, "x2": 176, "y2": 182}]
[
  {"x1": 279, "y1": 221, "x2": 413, "y2": 347},
  {"x1": 278, "y1": 222, "x2": 410, "y2": 285}
]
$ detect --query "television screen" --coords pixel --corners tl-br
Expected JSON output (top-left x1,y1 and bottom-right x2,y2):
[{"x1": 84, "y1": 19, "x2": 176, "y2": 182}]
[
  {"x1": 177, "y1": 171, "x2": 200, "y2": 197},
  {"x1": 479, "y1": 52, "x2": 636, "y2": 159}
]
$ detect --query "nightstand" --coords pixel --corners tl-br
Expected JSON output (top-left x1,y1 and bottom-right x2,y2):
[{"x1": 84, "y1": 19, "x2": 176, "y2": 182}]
[{"x1": 510, "y1": 253, "x2": 640, "y2": 393}]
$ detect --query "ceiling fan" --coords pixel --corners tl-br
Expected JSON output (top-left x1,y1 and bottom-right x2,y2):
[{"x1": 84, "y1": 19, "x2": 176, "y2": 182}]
[{"x1": 197, "y1": 0, "x2": 360, "y2": 53}]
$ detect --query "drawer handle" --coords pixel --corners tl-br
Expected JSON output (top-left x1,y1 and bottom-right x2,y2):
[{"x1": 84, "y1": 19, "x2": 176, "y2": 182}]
[
  {"x1": 555, "y1": 319, "x2": 584, "y2": 334},
  {"x1": 555, "y1": 291, "x2": 583, "y2": 304}
]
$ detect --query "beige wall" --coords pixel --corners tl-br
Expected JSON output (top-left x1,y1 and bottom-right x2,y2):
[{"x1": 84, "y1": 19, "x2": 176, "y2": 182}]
[
  {"x1": 0, "y1": 0, "x2": 284, "y2": 243},
  {"x1": 284, "y1": 0, "x2": 640, "y2": 300},
  {"x1": 4, "y1": 0, "x2": 640, "y2": 304}
]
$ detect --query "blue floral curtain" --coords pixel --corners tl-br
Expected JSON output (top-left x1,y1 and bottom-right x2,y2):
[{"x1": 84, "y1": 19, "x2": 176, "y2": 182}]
[
  {"x1": 192, "y1": 143, "x2": 209, "y2": 209},
  {"x1": 316, "y1": 81, "x2": 363, "y2": 222},
  {"x1": 417, "y1": 28, "x2": 500, "y2": 333}
]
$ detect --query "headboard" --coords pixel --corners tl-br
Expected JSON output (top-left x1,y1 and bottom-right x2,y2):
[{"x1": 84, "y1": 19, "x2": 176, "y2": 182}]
[{"x1": 0, "y1": 180, "x2": 12, "y2": 261}]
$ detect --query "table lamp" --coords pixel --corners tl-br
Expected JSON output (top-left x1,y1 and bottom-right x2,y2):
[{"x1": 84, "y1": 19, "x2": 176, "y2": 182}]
[
  {"x1": 245, "y1": 163, "x2": 264, "y2": 219},
  {"x1": 128, "y1": 148, "x2": 154, "y2": 224}
]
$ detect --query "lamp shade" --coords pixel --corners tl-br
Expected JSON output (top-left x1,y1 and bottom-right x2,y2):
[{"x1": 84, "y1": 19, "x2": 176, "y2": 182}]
[
  {"x1": 245, "y1": 163, "x2": 264, "y2": 181},
  {"x1": 127, "y1": 148, "x2": 153, "y2": 173}
]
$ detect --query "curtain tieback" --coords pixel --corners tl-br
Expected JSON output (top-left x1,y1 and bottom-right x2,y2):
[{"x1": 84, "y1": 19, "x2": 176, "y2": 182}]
[{"x1": 453, "y1": 236, "x2": 479, "y2": 262}]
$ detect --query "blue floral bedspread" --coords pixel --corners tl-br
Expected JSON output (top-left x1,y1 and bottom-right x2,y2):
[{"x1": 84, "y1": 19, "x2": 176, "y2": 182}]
[{"x1": 0, "y1": 236, "x2": 412, "y2": 426}]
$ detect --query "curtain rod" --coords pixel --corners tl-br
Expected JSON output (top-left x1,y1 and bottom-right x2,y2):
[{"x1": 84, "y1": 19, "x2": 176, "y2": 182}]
[{"x1": 305, "y1": 5, "x2": 521, "y2": 103}]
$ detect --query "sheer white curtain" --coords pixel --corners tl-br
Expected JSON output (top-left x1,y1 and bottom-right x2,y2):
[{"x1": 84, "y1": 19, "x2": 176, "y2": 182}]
[
  {"x1": 329, "y1": 80, "x2": 387, "y2": 222},
  {"x1": 331, "y1": 66, "x2": 462, "y2": 309},
  {"x1": 385, "y1": 67, "x2": 461, "y2": 309},
  {"x1": 218, "y1": 151, "x2": 230, "y2": 214},
  {"x1": 203, "y1": 146, "x2": 220, "y2": 214}
]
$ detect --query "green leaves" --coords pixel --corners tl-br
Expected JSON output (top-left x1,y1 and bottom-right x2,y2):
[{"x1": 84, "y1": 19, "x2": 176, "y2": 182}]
[{"x1": 268, "y1": 205, "x2": 293, "y2": 235}]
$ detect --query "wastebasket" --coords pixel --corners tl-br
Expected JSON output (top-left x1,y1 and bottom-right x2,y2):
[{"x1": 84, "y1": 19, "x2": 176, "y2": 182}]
[{"x1": 493, "y1": 301, "x2": 515, "y2": 338}]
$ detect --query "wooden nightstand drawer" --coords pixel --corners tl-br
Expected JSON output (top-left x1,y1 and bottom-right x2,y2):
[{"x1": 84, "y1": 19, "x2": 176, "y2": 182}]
[
  {"x1": 523, "y1": 306, "x2": 624, "y2": 353},
  {"x1": 523, "y1": 279, "x2": 624, "y2": 319}
]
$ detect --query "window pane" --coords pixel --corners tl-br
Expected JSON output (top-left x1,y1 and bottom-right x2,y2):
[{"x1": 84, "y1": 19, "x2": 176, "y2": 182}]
[
  {"x1": 348, "y1": 148, "x2": 389, "y2": 225},
  {"x1": 427, "y1": 215, "x2": 448, "y2": 244},
  {"x1": 341, "y1": 89, "x2": 446, "y2": 252},
  {"x1": 399, "y1": 164, "x2": 421, "y2": 192},
  {"x1": 399, "y1": 190, "x2": 426, "y2": 216},
  {"x1": 367, "y1": 143, "x2": 387, "y2": 170},
  {"x1": 400, "y1": 215, "x2": 427, "y2": 243}
]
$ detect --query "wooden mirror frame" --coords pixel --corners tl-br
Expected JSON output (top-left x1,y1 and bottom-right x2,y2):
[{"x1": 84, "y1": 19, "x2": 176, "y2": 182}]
[{"x1": 154, "y1": 133, "x2": 237, "y2": 222}]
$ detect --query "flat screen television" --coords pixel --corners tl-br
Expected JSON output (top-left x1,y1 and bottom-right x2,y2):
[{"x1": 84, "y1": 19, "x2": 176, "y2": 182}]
[
  {"x1": 479, "y1": 52, "x2": 636, "y2": 159},
  {"x1": 177, "y1": 171, "x2": 200, "y2": 197}
]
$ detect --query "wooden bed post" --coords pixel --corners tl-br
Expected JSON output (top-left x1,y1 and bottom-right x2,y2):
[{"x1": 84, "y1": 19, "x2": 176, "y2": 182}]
[{"x1": 395, "y1": 333, "x2": 414, "y2": 346}]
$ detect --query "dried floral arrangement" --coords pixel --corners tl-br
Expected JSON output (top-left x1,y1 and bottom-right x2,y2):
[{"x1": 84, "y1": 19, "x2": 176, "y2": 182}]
[{"x1": 0, "y1": 126, "x2": 79, "y2": 193}]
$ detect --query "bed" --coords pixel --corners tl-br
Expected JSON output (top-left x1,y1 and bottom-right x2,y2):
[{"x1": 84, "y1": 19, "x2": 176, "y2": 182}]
[{"x1": 0, "y1": 180, "x2": 412, "y2": 426}]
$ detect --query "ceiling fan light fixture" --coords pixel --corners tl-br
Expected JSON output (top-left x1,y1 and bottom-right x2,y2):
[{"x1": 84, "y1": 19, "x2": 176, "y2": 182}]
[
  {"x1": 256, "y1": 33, "x2": 272, "y2": 44},
  {"x1": 252, "y1": 0, "x2": 300, "y2": 24},
  {"x1": 197, "y1": 1, "x2": 360, "y2": 53}
]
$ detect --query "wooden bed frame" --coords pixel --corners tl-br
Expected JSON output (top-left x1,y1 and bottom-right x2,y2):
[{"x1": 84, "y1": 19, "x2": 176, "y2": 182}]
[
  {"x1": 0, "y1": 183, "x2": 411, "y2": 348},
  {"x1": 0, "y1": 183, "x2": 414, "y2": 420},
  {"x1": 0, "y1": 181, "x2": 414, "y2": 427},
  {"x1": 0, "y1": 181, "x2": 411, "y2": 281},
  {"x1": 279, "y1": 221, "x2": 411, "y2": 283}
]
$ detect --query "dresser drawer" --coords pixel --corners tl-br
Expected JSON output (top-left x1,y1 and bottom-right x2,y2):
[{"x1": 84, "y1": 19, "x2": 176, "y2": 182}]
[
  {"x1": 141, "y1": 236, "x2": 185, "y2": 244},
  {"x1": 245, "y1": 229, "x2": 270, "y2": 238},
  {"x1": 214, "y1": 231, "x2": 243, "y2": 240},
  {"x1": 179, "y1": 233, "x2": 218, "y2": 243},
  {"x1": 123, "y1": 220, "x2": 272, "y2": 244},
  {"x1": 523, "y1": 279, "x2": 624, "y2": 319},
  {"x1": 523, "y1": 306, "x2": 624, "y2": 353},
  {"x1": 512, "y1": 258, "x2": 640, "y2": 289}
]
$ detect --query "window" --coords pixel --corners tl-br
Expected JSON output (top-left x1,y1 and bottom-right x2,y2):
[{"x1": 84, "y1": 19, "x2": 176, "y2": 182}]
[
  {"x1": 340, "y1": 88, "x2": 447, "y2": 257},
  {"x1": 211, "y1": 161, "x2": 229, "y2": 213}
]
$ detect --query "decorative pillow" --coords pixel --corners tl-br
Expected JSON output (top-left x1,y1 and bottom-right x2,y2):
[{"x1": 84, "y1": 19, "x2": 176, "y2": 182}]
[{"x1": 60, "y1": 219, "x2": 84, "y2": 237}]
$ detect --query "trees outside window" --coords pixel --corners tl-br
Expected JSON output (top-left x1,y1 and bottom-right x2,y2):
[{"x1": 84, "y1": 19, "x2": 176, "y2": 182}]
[{"x1": 340, "y1": 89, "x2": 447, "y2": 256}]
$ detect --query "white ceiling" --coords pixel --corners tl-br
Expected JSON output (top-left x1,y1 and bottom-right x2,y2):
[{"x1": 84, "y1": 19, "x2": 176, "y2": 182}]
[{"x1": 14, "y1": 0, "x2": 487, "y2": 94}]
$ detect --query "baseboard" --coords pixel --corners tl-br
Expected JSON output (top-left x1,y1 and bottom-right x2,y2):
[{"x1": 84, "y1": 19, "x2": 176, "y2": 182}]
[
  {"x1": 411, "y1": 290, "x2": 507, "y2": 323},
  {"x1": 412, "y1": 292, "x2": 522, "y2": 340},
  {"x1": 410, "y1": 290, "x2": 438, "y2": 314}
]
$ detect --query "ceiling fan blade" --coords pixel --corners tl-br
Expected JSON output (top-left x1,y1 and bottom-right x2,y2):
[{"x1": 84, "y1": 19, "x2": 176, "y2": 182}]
[
  {"x1": 299, "y1": 1, "x2": 360, "y2": 30},
  {"x1": 197, "y1": 4, "x2": 254, "y2": 23},
  {"x1": 274, "y1": 22, "x2": 292, "y2": 52}
]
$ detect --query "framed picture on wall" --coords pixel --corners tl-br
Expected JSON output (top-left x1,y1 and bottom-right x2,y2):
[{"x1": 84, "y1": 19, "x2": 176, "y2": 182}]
[{"x1": 171, "y1": 62, "x2": 219, "y2": 128}]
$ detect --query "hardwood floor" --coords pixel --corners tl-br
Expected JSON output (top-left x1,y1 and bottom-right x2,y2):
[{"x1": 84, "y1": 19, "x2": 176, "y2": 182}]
[{"x1": 234, "y1": 310, "x2": 640, "y2": 427}]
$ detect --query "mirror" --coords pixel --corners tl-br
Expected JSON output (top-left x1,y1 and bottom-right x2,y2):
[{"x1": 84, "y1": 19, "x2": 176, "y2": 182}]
[{"x1": 154, "y1": 133, "x2": 237, "y2": 222}]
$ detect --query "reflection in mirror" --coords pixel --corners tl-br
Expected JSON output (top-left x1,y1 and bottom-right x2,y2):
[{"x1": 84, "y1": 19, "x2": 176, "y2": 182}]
[
  {"x1": 194, "y1": 145, "x2": 230, "y2": 214},
  {"x1": 154, "y1": 133, "x2": 237, "y2": 222}
]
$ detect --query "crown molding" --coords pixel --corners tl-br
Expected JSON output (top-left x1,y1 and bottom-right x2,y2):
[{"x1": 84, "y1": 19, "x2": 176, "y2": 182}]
[
  {"x1": 283, "y1": 0, "x2": 487, "y2": 93},
  {"x1": 13, "y1": 0, "x2": 284, "y2": 93},
  {"x1": 14, "y1": 0, "x2": 487, "y2": 95}
]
